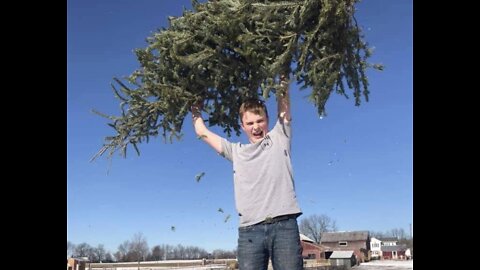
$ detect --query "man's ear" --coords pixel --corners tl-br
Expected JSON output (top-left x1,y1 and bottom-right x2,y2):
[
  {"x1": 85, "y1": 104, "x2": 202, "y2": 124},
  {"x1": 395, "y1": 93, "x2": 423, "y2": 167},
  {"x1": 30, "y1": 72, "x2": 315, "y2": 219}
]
[{"x1": 240, "y1": 122, "x2": 246, "y2": 133}]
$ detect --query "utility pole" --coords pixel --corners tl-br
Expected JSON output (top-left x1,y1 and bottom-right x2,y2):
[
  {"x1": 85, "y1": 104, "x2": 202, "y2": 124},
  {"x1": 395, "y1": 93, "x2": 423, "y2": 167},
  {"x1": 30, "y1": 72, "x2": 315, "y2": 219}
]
[{"x1": 409, "y1": 223, "x2": 413, "y2": 239}]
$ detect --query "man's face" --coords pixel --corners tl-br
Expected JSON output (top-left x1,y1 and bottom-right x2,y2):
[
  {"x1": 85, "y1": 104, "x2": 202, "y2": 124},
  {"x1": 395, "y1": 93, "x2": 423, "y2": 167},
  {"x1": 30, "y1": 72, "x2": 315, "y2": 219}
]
[{"x1": 241, "y1": 110, "x2": 269, "y2": 144}]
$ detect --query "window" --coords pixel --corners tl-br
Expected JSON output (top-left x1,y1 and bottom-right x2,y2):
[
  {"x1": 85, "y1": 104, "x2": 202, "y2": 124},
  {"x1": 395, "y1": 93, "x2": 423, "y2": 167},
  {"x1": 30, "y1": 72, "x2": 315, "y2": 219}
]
[{"x1": 339, "y1": 241, "x2": 348, "y2": 246}]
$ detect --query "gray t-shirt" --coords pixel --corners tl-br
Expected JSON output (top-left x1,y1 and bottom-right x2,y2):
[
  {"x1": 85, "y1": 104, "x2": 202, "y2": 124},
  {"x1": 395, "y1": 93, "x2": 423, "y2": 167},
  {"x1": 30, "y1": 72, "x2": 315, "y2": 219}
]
[{"x1": 221, "y1": 119, "x2": 302, "y2": 227}]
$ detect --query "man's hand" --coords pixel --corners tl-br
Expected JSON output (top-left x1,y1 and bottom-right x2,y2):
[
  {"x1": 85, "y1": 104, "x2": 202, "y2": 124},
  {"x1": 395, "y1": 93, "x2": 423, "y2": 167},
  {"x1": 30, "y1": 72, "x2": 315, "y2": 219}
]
[
  {"x1": 280, "y1": 74, "x2": 289, "y2": 86},
  {"x1": 191, "y1": 100, "x2": 204, "y2": 121}
]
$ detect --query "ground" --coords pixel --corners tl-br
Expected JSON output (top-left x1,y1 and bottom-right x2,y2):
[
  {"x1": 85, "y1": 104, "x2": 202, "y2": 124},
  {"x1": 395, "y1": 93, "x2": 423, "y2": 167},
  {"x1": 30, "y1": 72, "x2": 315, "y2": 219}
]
[{"x1": 354, "y1": 260, "x2": 413, "y2": 270}]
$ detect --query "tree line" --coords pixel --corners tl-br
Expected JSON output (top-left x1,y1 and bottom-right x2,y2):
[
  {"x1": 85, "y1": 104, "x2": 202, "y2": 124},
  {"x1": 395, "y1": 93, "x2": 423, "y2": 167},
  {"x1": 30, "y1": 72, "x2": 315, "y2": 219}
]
[
  {"x1": 67, "y1": 232, "x2": 236, "y2": 263},
  {"x1": 68, "y1": 215, "x2": 412, "y2": 262}
]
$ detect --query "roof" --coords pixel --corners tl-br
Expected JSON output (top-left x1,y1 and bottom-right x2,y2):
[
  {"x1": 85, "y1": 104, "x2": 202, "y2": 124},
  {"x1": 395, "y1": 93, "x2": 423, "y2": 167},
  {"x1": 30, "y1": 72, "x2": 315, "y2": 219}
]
[
  {"x1": 381, "y1": 244, "x2": 408, "y2": 252},
  {"x1": 302, "y1": 241, "x2": 325, "y2": 251},
  {"x1": 321, "y1": 231, "x2": 369, "y2": 242},
  {"x1": 300, "y1": 233, "x2": 315, "y2": 243},
  {"x1": 329, "y1": 250, "x2": 355, "y2": 259},
  {"x1": 70, "y1": 257, "x2": 89, "y2": 262},
  {"x1": 379, "y1": 237, "x2": 398, "y2": 242}
]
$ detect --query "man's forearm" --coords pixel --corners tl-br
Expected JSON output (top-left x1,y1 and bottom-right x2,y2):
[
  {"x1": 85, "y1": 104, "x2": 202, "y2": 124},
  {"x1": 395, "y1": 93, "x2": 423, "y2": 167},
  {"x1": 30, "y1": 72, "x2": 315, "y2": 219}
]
[
  {"x1": 191, "y1": 105, "x2": 223, "y2": 153},
  {"x1": 192, "y1": 112, "x2": 208, "y2": 137},
  {"x1": 278, "y1": 75, "x2": 291, "y2": 123}
]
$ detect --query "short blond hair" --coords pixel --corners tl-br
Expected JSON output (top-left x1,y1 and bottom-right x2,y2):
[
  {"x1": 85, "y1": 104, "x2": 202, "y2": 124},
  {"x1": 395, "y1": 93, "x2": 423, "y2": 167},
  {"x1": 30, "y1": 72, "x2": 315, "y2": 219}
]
[{"x1": 239, "y1": 99, "x2": 268, "y2": 124}]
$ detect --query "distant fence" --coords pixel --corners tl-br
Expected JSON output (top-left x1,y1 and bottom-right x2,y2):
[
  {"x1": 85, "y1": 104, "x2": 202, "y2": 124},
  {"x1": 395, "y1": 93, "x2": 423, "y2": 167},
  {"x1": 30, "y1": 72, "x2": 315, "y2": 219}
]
[
  {"x1": 85, "y1": 259, "x2": 349, "y2": 270},
  {"x1": 304, "y1": 267, "x2": 348, "y2": 270},
  {"x1": 88, "y1": 266, "x2": 226, "y2": 270},
  {"x1": 88, "y1": 259, "x2": 235, "y2": 270}
]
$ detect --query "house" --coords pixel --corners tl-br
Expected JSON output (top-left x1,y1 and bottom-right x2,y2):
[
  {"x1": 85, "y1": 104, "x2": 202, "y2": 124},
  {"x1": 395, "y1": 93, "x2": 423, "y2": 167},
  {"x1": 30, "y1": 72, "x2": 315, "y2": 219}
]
[
  {"x1": 67, "y1": 257, "x2": 88, "y2": 270},
  {"x1": 369, "y1": 237, "x2": 382, "y2": 259},
  {"x1": 320, "y1": 231, "x2": 371, "y2": 262}
]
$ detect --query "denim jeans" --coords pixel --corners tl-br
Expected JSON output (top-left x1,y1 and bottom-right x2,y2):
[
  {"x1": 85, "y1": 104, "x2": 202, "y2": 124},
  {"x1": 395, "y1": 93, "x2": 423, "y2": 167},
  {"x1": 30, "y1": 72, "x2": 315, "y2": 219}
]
[{"x1": 237, "y1": 217, "x2": 303, "y2": 270}]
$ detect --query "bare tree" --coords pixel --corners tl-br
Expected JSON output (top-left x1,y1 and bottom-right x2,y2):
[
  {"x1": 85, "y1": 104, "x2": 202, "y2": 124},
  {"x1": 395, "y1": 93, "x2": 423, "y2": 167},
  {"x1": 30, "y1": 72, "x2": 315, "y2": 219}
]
[
  {"x1": 299, "y1": 214, "x2": 337, "y2": 244},
  {"x1": 67, "y1": 241, "x2": 75, "y2": 258},
  {"x1": 388, "y1": 228, "x2": 407, "y2": 240},
  {"x1": 105, "y1": 252, "x2": 114, "y2": 262},
  {"x1": 174, "y1": 244, "x2": 186, "y2": 259},
  {"x1": 87, "y1": 247, "x2": 97, "y2": 262},
  {"x1": 129, "y1": 232, "x2": 149, "y2": 262},
  {"x1": 113, "y1": 251, "x2": 123, "y2": 262},
  {"x1": 150, "y1": 245, "x2": 163, "y2": 261},
  {"x1": 92, "y1": 244, "x2": 107, "y2": 262},
  {"x1": 163, "y1": 244, "x2": 174, "y2": 260},
  {"x1": 115, "y1": 241, "x2": 130, "y2": 262},
  {"x1": 369, "y1": 231, "x2": 386, "y2": 239},
  {"x1": 74, "y1": 243, "x2": 93, "y2": 258},
  {"x1": 212, "y1": 249, "x2": 236, "y2": 259},
  {"x1": 187, "y1": 246, "x2": 209, "y2": 259}
]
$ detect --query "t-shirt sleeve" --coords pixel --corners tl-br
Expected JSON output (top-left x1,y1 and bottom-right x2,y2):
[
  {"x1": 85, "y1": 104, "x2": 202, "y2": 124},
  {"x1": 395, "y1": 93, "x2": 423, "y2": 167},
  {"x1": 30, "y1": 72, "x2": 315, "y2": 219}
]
[
  {"x1": 273, "y1": 118, "x2": 292, "y2": 139},
  {"x1": 220, "y1": 138, "x2": 233, "y2": 161}
]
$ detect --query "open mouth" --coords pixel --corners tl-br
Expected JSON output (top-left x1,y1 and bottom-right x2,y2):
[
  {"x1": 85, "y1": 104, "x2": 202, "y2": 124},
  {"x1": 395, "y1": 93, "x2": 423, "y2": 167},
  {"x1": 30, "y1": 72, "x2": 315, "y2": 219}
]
[{"x1": 252, "y1": 130, "x2": 264, "y2": 139}]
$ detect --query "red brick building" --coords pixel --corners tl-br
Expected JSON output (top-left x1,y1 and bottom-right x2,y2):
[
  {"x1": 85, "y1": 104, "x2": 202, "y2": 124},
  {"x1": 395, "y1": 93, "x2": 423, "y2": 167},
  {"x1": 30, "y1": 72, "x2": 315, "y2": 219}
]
[
  {"x1": 320, "y1": 231, "x2": 371, "y2": 262},
  {"x1": 300, "y1": 234, "x2": 328, "y2": 259},
  {"x1": 67, "y1": 258, "x2": 87, "y2": 270}
]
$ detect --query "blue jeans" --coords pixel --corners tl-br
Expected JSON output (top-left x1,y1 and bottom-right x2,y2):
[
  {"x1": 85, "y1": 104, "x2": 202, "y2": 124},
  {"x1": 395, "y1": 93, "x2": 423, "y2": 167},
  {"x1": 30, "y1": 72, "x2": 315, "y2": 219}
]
[{"x1": 237, "y1": 217, "x2": 303, "y2": 270}]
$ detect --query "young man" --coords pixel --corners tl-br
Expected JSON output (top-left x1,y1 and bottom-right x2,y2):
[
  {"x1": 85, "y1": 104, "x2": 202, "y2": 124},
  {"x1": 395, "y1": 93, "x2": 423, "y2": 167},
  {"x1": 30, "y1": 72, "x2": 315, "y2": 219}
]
[{"x1": 191, "y1": 76, "x2": 303, "y2": 270}]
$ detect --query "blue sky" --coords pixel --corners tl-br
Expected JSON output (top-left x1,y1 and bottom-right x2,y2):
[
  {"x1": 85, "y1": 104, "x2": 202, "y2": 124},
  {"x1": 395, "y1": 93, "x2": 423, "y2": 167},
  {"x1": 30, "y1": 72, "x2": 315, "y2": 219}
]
[{"x1": 67, "y1": 0, "x2": 412, "y2": 253}]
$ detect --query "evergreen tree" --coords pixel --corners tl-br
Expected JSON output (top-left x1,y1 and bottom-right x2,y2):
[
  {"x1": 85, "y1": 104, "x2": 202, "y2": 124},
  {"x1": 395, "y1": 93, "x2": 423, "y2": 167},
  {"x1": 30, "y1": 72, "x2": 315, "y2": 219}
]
[{"x1": 93, "y1": 0, "x2": 382, "y2": 160}]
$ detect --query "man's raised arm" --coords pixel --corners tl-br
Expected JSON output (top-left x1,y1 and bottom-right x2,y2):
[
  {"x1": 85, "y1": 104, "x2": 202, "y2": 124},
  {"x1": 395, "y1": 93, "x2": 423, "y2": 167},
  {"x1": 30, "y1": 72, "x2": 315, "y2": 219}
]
[
  {"x1": 191, "y1": 102, "x2": 223, "y2": 154},
  {"x1": 277, "y1": 74, "x2": 291, "y2": 124}
]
